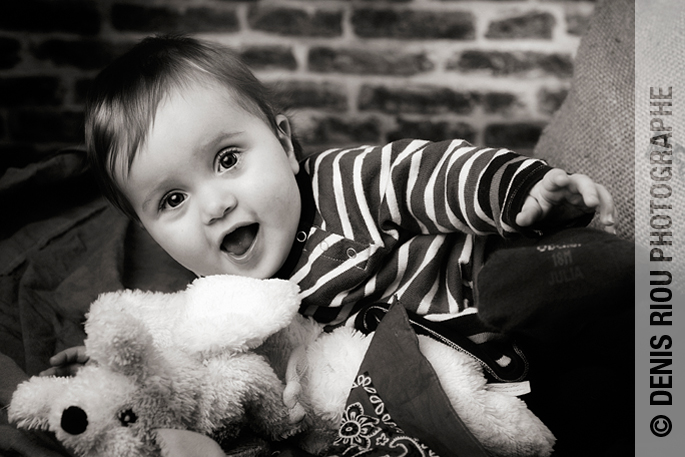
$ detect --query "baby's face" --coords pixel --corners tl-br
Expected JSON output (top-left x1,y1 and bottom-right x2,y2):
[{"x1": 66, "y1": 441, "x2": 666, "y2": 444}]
[{"x1": 118, "y1": 81, "x2": 302, "y2": 278}]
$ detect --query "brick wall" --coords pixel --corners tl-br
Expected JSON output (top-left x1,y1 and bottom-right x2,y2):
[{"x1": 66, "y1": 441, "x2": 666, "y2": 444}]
[{"x1": 0, "y1": 0, "x2": 595, "y2": 171}]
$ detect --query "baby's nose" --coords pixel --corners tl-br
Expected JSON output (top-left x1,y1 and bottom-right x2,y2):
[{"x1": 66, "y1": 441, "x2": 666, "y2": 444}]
[{"x1": 201, "y1": 189, "x2": 237, "y2": 224}]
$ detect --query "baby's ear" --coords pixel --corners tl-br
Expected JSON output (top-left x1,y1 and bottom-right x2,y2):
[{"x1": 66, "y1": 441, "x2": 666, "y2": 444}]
[
  {"x1": 176, "y1": 275, "x2": 301, "y2": 354},
  {"x1": 275, "y1": 114, "x2": 299, "y2": 170},
  {"x1": 275, "y1": 114, "x2": 293, "y2": 145},
  {"x1": 8, "y1": 375, "x2": 72, "y2": 431}
]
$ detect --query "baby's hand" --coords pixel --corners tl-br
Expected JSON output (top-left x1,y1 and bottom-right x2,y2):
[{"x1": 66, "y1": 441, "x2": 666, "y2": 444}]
[
  {"x1": 156, "y1": 429, "x2": 227, "y2": 457},
  {"x1": 39, "y1": 346, "x2": 88, "y2": 377},
  {"x1": 284, "y1": 346, "x2": 306, "y2": 424},
  {"x1": 516, "y1": 169, "x2": 616, "y2": 234}
]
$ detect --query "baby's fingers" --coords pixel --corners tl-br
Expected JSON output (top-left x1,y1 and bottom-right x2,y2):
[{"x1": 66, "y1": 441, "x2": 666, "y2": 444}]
[
  {"x1": 156, "y1": 429, "x2": 227, "y2": 457},
  {"x1": 515, "y1": 195, "x2": 544, "y2": 227},
  {"x1": 569, "y1": 174, "x2": 602, "y2": 209},
  {"x1": 49, "y1": 346, "x2": 88, "y2": 367},
  {"x1": 541, "y1": 169, "x2": 570, "y2": 195},
  {"x1": 39, "y1": 346, "x2": 89, "y2": 376},
  {"x1": 568, "y1": 175, "x2": 617, "y2": 234},
  {"x1": 595, "y1": 184, "x2": 617, "y2": 234},
  {"x1": 284, "y1": 345, "x2": 306, "y2": 423},
  {"x1": 39, "y1": 365, "x2": 83, "y2": 377}
]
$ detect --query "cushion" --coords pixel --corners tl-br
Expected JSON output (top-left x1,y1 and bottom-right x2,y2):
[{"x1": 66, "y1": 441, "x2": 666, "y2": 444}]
[{"x1": 534, "y1": 0, "x2": 635, "y2": 240}]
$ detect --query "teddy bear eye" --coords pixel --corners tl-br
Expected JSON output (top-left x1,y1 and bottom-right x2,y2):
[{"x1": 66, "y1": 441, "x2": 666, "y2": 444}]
[{"x1": 118, "y1": 408, "x2": 138, "y2": 427}]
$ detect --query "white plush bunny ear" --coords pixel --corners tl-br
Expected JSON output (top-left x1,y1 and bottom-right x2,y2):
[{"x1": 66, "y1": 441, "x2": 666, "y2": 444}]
[
  {"x1": 86, "y1": 288, "x2": 185, "y2": 351},
  {"x1": 175, "y1": 275, "x2": 301, "y2": 354},
  {"x1": 84, "y1": 306, "x2": 175, "y2": 385},
  {"x1": 8, "y1": 375, "x2": 72, "y2": 432}
]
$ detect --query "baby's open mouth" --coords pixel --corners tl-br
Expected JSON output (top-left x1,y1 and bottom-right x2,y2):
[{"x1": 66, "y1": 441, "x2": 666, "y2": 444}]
[{"x1": 221, "y1": 223, "x2": 259, "y2": 257}]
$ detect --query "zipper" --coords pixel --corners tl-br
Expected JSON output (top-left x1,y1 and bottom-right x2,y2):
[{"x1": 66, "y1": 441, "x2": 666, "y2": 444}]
[{"x1": 359, "y1": 304, "x2": 529, "y2": 383}]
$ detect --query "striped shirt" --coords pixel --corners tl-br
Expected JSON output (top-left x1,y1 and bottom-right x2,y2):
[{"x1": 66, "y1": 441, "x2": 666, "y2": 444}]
[{"x1": 278, "y1": 139, "x2": 552, "y2": 326}]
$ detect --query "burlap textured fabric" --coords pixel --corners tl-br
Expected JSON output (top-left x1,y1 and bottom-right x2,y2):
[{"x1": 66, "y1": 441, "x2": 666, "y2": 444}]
[{"x1": 534, "y1": 0, "x2": 635, "y2": 240}]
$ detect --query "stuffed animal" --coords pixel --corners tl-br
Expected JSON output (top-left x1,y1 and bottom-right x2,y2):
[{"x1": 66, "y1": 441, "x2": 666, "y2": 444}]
[
  {"x1": 8, "y1": 275, "x2": 307, "y2": 457},
  {"x1": 281, "y1": 313, "x2": 557, "y2": 457},
  {"x1": 8, "y1": 275, "x2": 556, "y2": 457}
]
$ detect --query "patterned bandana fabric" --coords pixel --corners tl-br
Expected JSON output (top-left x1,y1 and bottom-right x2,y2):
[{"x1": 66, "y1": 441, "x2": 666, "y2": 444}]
[
  {"x1": 327, "y1": 373, "x2": 437, "y2": 457},
  {"x1": 325, "y1": 303, "x2": 489, "y2": 457}
]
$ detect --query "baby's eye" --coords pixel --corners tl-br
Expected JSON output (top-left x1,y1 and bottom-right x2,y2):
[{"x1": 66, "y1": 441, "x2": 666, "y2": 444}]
[
  {"x1": 161, "y1": 192, "x2": 186, "y2": 210},
  {"x1": 216, "y1": 148, "x2": 240, "y2": 172}
]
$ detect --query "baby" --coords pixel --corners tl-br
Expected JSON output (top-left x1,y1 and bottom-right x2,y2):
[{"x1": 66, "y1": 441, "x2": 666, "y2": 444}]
[{"x1": 43, "y1": 34, "x2": 619, "y2": 453}]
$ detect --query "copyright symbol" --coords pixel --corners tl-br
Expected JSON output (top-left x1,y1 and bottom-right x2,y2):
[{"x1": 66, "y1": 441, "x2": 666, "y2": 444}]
[{"x1": 650, "y1": 415, "x2": 672, "y2": 437}]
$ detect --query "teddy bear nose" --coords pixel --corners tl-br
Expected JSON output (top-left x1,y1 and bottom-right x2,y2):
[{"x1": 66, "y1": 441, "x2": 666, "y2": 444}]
[{"x1": 61, "y1": 406, "x2": 88, "y2": 435}]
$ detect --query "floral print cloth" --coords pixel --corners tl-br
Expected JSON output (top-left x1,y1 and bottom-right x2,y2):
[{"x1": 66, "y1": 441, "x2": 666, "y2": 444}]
[
  {"x1": 325, "y1": 304, "x2": 489, "y2": 457},
  {"x1": 328, "y1": 372, "x2": 438, "y2": 456}
]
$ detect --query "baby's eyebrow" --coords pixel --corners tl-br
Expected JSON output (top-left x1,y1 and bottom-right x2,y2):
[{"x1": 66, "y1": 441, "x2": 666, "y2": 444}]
[{"x1": 198, "y1": 130, "x2": 245, "y2": 153}]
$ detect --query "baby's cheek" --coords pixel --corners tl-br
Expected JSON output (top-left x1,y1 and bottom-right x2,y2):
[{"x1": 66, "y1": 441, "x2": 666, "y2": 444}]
[{"x1": 155, "y1": 232, "x2": 207, "y2": 272}]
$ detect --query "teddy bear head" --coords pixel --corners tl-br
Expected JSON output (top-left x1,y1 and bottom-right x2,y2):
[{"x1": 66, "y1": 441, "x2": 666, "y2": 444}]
[
  {"x1": 9, "y1": 328, "x2": 201, "y2": 456},
  {"x1": 8, "y1": 275, "x2": 302, "y2": 457}
]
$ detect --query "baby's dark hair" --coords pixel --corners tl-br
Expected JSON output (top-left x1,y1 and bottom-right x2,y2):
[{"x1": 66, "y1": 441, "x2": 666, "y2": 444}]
[{"x1": 85, "y1": 34, "x2": 297, "y2": 222}]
